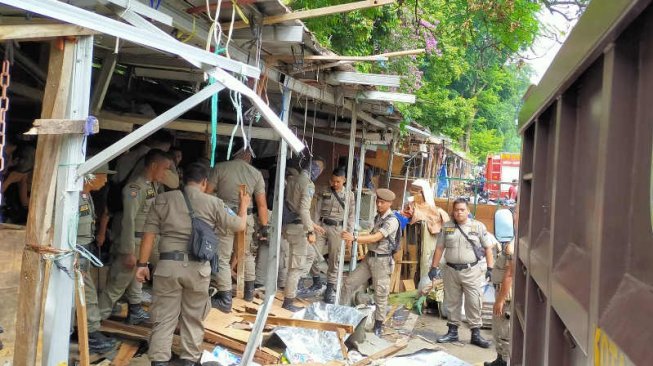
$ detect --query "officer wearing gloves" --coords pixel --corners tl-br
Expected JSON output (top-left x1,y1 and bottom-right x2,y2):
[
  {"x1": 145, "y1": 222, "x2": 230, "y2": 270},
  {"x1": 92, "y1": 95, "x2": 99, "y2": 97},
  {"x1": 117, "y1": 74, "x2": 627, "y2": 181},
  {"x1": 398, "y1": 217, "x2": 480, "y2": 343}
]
[{"x1": 428, "y1": 198, "x2": 494, "y2": 348}]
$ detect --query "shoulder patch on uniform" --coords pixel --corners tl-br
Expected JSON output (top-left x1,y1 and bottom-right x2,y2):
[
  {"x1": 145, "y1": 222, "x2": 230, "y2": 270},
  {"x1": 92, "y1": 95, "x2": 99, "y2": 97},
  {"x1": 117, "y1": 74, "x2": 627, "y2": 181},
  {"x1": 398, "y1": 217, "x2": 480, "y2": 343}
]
[
  {"x1": 444, "y1": 227, "x2": 455, "y2": 235},
  {"x1": 129, "y1": 189, "x2": 138, "y2": 198},
  {"x1": 307, "y1": 186, "x2": 315, "y2": 197}
]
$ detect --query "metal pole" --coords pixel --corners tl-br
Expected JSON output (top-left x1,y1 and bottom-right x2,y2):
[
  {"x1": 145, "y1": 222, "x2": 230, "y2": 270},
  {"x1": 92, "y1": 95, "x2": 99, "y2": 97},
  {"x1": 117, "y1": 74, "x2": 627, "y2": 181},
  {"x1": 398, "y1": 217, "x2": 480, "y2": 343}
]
[
  {"x1": 385, "y1": 135, "x2": 396, "y2": 188},
  {"x1": 350, "y1": 128, "x2": 367, "y2": 271},
  {"x1": 401, "y1": 159, "x2": 412, "y2": 208},
  {"x1": 334, "y1": 102, "x2": 358, "y2": 305},
  {"x1": 42, "y1": 35, "x2": 94, "y2": 366},
  {"x1": 240, "y1": 85, "x2": 292, "y2": 366}
]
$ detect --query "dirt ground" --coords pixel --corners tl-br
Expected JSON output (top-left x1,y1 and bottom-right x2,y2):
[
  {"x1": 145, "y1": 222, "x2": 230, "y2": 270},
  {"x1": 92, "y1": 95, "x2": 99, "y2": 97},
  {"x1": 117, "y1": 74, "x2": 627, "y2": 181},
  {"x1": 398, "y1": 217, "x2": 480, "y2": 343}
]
[{"x1": 413, "y1": 313, "x2": 496, "y2": 366}]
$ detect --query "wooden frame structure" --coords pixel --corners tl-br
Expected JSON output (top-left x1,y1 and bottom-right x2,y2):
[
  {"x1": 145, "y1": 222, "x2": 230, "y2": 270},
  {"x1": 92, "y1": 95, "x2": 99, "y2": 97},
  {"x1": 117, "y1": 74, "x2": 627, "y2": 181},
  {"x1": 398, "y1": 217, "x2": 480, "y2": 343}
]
[{"x1": 0, "y1": 1, "x2": 453, "y2": 365}]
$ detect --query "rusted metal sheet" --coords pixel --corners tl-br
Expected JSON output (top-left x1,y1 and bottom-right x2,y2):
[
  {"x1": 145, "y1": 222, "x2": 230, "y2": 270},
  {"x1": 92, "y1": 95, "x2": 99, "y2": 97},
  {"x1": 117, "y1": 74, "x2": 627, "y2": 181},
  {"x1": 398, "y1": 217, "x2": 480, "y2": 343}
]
[{"x1": 515, "y1": 1, "x2": 653, "y2": 365}]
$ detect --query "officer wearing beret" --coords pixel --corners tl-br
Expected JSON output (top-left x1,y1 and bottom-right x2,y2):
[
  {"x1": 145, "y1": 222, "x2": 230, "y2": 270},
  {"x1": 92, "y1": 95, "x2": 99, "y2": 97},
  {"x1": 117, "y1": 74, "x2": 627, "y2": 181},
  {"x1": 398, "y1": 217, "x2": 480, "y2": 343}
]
[
  {"x1": 341, "y1": 188, "x2": 399, "y2": 336},
  {"x1": 429, "y1": 198, "x2": 494, "y2": 348}
]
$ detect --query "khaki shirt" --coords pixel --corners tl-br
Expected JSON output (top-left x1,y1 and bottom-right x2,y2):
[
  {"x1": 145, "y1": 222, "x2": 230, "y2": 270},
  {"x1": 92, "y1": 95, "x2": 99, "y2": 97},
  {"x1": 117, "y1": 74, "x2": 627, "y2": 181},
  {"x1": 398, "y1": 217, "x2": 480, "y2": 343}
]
[
  {"x1": 437, "y1": 219, "x2": 492, "y2": 264},
  {"x1": 492, "y1": 240, "x2": 514, "y2": 285},
  {"x1": 285, "y1": 170, "x2": 315, "y2": 232},
  {"x1": 367, "y1": 209, "x2": 399, "y2": 254},
  {"x1": 117, "y1": 175, "x2": 157, "y2": 254},
  {"x1": 112, "y1": 144, "x2": 149, "y2": 183},
  {"x1": 143, "y1": 186, "x2": 242, "y2": 254},
  {"x1": 77, "y1": 192, "x2": 95, "y2": 246},
  {"x1": 209, "y1": 159, "x2": 265, "y2": 209},
  {"x1": 314, "y1": 187, "x2": 355, "y2": 228}
]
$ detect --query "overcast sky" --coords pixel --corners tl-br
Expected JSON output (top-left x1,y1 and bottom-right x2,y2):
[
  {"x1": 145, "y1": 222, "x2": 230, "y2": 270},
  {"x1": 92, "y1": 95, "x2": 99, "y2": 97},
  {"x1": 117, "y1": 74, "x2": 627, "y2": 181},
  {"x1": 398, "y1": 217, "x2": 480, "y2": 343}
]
[{"x1": 526, "y1": 7, "x2": 579, "y2": 84}]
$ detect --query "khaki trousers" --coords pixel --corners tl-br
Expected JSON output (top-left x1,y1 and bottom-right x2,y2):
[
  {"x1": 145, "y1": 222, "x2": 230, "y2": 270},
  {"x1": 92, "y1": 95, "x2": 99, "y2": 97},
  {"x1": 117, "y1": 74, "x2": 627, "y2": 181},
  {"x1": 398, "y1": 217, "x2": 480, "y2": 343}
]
[
  {"x1": 303, "y1": 241, "x2": 323, "y2": 278},
  {"x1": 493, "y1": 300, "x2": 511, "y2": 358},
  {"x1": 212, "y1": 215, "x2": 256, "y2": 291},
  {"x1": 98, "y1": 253, "x2": 143, "y2": 319},
  {"x1": 317, "y1": 224, "x2": 344, "y2": 284},
  {"x1": 255, "y1": 236, "x2": 289, "y2": 288},
  {"x1": 442, "y1": 264, "x2": 484, "y2": 328},
  {"x1": 340, "y1": 256, "x2": 392, "y2": 321},
  {"x1": 283, "y1": 224, "x2": 308, "y2": 298},
  {"x1": 79, "y1": 248, "x2": 101, "y2": 332},
  {"x1": 148, "y1": 260, "x2": 212, "y2": 362}
]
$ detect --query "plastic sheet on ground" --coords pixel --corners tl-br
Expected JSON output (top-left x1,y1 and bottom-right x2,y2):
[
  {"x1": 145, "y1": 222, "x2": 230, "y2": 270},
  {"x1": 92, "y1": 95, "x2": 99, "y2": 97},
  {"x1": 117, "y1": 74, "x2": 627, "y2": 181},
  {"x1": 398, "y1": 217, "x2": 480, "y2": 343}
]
[
  {"x1": 386, "y1": 349, "x2": 470, "y2": 366},
  {"x1": 272, "y1": 302, "x2": 366, "y2": 363}
]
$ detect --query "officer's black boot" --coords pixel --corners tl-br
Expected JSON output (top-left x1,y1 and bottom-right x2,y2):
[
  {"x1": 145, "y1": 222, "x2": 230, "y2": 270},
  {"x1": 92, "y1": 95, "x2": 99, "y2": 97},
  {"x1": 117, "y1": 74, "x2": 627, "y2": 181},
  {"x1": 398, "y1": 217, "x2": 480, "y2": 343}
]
[
  {"x1": 307, "y1": 276, "x2": 323, "y2": 291},
  {"x1": 150, "y1": 362, "x2": 169, "y2": 366},
  {"x1": 323, "y1": 283, "x2": 336, "y2": 304},
  {"x1": 126, "y1": 303, "x2": 150, "y2": 325},
  {"x1": 373, "y1": 320, "x2": 384, "y2": 337},
  {"x1": 211, "y1": 291, "x2": 232, "y2": 313},
  {"x1": 178, "y1": 359, "x2": 198, "y2": 366},
  {"x1": 437, "y1": 323, "x2": 459, "y2": 343},
  {"x1": 88, "y1": 331, "x2": 116, "y2": 354},
  {"x1": 282, "y1": 297, "x2": 304, "y2": 312},
  {"x1": 471, "y1": 327, "x2": 491, "y2": 348},
  {"x1": 484, "y1": 354, "x2": 506, "y2": 366},
  {"x1": 244, "y1": 281, "x2": 255, "y2": 302}
]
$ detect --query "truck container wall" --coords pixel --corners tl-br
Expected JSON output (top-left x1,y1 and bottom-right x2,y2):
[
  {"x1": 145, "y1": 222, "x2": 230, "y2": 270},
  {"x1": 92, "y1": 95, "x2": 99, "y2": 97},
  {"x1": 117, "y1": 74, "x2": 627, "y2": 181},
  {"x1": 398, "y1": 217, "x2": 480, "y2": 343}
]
[{"x1": 514, "y1": 0, "x2": 653, "y2": 365}]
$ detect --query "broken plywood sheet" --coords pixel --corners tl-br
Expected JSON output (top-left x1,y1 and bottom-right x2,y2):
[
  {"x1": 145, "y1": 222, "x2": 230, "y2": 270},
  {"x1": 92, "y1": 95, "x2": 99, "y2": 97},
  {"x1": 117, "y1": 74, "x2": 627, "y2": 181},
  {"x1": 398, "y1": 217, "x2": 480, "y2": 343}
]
[{"x1": 0, "y1": 225, "x2": 26, "y2": 364}]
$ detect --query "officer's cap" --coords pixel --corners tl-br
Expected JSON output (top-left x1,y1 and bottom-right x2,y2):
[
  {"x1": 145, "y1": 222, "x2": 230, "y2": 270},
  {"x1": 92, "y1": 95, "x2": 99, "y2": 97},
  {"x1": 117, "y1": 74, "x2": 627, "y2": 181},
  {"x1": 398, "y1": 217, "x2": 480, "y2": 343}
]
[
  {"x1": 93, "y1": 163, "x2": 116, "y2": 175},
  {"x1": 376, "y1": 188, "x2": 395, "y2": 202}
]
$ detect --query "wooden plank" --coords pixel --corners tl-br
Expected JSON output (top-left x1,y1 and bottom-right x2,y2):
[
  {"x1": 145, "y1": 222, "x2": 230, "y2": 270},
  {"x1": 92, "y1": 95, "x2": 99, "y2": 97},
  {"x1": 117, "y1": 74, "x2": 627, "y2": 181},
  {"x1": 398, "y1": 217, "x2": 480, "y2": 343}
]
[
  {"x1": 13, "y1": 39, "x2": 75, "y2": 366},
  {"x1": 204, "y1": 330, "x2": 279, "y2": 365},
  {"x1": 239, "y1": 314, "x2": 354, "y2": 334},
  {"x1": 336, "y1": 328, "x2": 348, "y2": 358},
  {"x1": 236, "y1": 184, "x2": 247, "y2": 298},
  {"x1": 111, "y1": 341, "x2": 139, "y2": 366},
  {"x1": 75, "y1": 271, "x2": 90, "y2": 366},
  {"x1": 0, "y1": 24, "x2": 96, "y2": 41},
  {"x1": 25, "y1": 118, "x2": 98, "y2": 135},
  {"x1": 269, "y1": 54, "x2": 388, "y2": 62},
  {"x1": 402, "y1": 279, "x2": 416, "y2": 292},
  {"x1": 351, "y1": 340, "x2": 408, "y2": 366},
  {"x1": 226, "y1": 0, "x2": 395, "y2": 29},
  {"x1": 384, "y1": 304, "x2": 399, "y2": 324}
]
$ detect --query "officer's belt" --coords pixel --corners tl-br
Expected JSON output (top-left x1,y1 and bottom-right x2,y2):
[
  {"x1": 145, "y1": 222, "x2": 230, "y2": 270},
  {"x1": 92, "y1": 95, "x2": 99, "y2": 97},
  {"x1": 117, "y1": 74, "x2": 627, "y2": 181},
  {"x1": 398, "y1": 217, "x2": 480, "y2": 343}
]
[
  {"x1": 230, "y1": 207, "x2": 254, "y2": 215},
  {"x1": 134, "y1": 232, "x2": 144, "y2": 238},
  {"x1": 446, "y1": 260, "x2": 478, "y2": 271},
  {"x1": 289, "y1": 219, "x2": 302, "y2": 225},
  {"x1": 160, "y1": 251, "x2": 201, "y2": 262},
  {"x1": 367, "y1": 251, "x2": 392, "y2": 258},
  {"x1": 320, "y1": 217, "x2": 343, "y2": 226}
]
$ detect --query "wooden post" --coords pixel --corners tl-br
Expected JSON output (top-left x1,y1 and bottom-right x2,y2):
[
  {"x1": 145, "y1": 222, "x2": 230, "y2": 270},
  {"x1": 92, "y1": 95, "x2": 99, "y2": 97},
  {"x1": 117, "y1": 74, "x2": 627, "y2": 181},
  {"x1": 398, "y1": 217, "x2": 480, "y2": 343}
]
[
  {"x1": 75, "y1": 271, "x2": 90, "y2": 366},
  {"x1": 13, "y1": 40, "x2": 75, "y2": 366},
  {"x1": 236, "y1": 184, "x2": 247, "y2": 298}
]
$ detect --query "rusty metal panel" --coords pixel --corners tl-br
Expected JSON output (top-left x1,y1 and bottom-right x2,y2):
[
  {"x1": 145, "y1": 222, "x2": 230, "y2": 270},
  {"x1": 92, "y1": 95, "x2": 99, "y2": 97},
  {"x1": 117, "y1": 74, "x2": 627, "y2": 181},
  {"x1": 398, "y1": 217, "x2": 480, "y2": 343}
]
[{"x1": 515, "y1": 1, "x2": 653, "y2": 364}]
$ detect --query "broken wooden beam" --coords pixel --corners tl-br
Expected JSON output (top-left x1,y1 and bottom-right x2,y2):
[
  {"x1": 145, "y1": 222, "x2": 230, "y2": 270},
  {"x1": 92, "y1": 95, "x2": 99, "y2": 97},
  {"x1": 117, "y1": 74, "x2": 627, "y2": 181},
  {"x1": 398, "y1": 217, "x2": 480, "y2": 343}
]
[
  {"x1": 351, "y1": 340, "x2": 408, "y2": 366},
  {"x1": 225, "y1": 0, "x2": 395, "y2": 30},
  {"x1": 25, "y1": 118, "x2": 99, "y2": 135},
  {"x1": 239, "y1": 314, "x2": 354, "y2": 334},
  {"x1": 204, "y1": 330, "x2": 279, "y2": 365},
  {"x1": 111, "y1": 341, "x2": 139, "y2": 366},
  {"x1": 0, "y1": 24, "x2": 96, "y2": 41}
]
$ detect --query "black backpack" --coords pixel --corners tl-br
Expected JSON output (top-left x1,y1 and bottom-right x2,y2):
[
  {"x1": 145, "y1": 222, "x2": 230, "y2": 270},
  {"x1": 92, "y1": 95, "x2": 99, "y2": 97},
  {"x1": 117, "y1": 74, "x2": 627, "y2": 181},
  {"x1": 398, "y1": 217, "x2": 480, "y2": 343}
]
[{"x1": 181, "y1": 190, "x2": 220, "y2": 273}]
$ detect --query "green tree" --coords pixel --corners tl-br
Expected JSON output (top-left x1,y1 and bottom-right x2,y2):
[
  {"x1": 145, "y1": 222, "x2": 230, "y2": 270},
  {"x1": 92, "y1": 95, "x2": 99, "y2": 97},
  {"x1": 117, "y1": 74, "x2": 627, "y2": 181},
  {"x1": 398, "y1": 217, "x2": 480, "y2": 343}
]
[{"x1": 289, "y1": 0, "x2": 541, "y2": 162}]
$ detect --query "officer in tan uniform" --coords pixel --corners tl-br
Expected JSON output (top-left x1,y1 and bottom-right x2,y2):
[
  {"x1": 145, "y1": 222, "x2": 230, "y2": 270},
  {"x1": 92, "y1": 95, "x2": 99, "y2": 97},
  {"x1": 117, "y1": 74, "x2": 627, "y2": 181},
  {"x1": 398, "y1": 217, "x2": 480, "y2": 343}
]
[
  {"x1": 99, "y1": 149, "x2": 173, "y2": 324},
  {"x1": 77, "y1": 163, "x2": 117, "y2": 354},
  {"x1": 207, "y1": 147, "x2": 268, "y2": 311},
  {"x1": 313, "y1": 168, "x2": 355, "y2": 303},
  {"x1": 136, "y1": 162, "x2": 248, "y2": 366},
  {"x1": 429, "y1": 198, "x2": 494, "y2": 348},
  {"x1": 341, "y1": 188, "x2": 399, "y2": 336},
  {"x1": 281, "y1": 157, "x2": 326, "y2": 311}
]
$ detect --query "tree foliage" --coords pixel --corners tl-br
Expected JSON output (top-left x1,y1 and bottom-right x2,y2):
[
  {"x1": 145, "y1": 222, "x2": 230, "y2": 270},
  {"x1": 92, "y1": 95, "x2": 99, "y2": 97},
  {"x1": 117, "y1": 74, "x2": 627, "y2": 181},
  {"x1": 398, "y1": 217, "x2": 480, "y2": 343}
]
[{"x1": 289, "y1": 0, "x2": 544, "y2": 163}]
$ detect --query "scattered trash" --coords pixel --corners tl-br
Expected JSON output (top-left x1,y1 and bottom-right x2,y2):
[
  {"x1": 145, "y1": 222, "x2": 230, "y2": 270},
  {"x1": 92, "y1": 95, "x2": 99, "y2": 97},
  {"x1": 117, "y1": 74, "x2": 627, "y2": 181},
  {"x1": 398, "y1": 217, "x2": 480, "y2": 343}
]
[{"x1": 199, "y1": 346, "x2": 241, "y2": 366}]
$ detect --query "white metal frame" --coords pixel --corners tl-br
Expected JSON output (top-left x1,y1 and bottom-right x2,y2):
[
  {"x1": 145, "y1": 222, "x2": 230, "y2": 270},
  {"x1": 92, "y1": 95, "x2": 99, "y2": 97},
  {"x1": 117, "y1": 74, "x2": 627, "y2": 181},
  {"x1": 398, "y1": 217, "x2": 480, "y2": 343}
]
[{"x1": 41, "y1": 35, "x2": 94, "y2": 366}]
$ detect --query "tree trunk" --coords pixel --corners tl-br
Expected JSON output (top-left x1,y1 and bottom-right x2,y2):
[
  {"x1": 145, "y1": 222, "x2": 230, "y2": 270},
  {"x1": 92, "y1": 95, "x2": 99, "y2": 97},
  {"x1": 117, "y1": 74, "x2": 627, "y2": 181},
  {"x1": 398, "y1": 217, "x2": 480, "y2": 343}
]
[{"x1": 463, "y1": 109, "x2": 477, "y2": 152}]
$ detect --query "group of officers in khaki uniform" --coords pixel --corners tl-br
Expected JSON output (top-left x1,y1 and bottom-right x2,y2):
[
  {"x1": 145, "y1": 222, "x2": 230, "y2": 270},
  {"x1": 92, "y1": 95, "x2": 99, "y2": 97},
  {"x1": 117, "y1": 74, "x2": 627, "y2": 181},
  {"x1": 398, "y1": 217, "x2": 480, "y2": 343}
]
[{"x1": 75, "y1": 134, "x2": 513, "y2": 365}]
